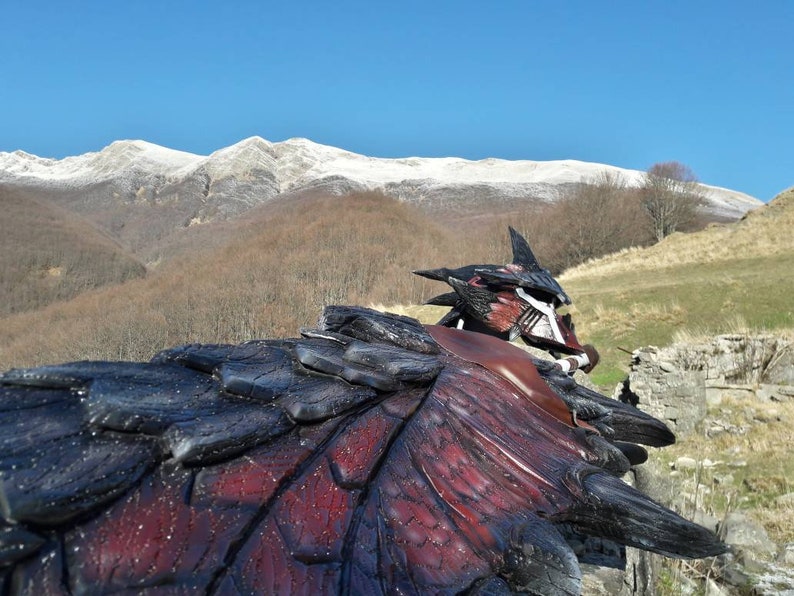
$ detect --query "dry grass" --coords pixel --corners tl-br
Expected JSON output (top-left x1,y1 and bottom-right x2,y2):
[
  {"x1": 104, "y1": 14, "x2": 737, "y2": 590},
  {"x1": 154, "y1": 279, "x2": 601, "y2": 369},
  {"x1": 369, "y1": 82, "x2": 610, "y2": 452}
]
[
  {"x1": 553, "y1": 189, "x2": 794, "y2": 593},
  {"x1": 581, "y1": 301, "x2": 688, "y2": 338},
  {"x1": 672, "y1": 316, "x2": 794, "y2": 345},
  {"x1": 395, "y1": 188, "x2": 794, "y2": 393},
  {"x1": 654, "y1": 393, "x2": 794, "y2": 594},
  {"x1": 562, "y1": 188, "x2": 794, "y2": 281},
  {"x1": 381, "y1": 303, "x2": 448, "y2": 323},
  {"x1": 654, "y1": 395, "x2": 794, "y2": 544}
]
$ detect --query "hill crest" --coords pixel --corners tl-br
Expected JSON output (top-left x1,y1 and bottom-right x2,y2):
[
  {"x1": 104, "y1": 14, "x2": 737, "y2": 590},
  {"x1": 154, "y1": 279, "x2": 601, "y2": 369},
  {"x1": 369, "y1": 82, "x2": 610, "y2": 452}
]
[{"x1": 561, "y1": 187, "x2": 794, "y2": 281}]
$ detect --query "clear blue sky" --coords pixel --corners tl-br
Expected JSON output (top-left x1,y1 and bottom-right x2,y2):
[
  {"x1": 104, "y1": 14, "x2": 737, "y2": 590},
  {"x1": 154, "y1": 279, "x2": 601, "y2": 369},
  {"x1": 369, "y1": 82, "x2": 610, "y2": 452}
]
[{"x1": 1, "y1": 1, "x2": 791, "y2": 201}]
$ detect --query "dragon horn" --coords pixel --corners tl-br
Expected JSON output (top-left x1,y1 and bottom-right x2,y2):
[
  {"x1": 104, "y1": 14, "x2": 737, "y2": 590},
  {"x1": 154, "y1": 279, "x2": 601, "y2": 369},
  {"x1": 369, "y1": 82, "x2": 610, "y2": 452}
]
[
  {"x1": 413, "y1": 268, "x2": 452, "y2": 282},
  {"x1": 509, "y1": 227, "x2": 542, "y2": 271},
  {"x1": 423, "y1": 292, "x2": 459, "y2": 307}
]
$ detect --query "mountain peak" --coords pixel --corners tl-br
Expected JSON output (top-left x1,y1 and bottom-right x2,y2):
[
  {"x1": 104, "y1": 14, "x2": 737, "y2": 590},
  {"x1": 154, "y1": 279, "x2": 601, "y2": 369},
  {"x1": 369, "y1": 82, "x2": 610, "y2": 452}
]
[
  {"x1": 100, "y1": 140, "x2": 200, "y2": 165},
  {"x1": 228, "y1": 136, "x2": 273, "y2": 149},
  {"x1": 0, "y1": 137, "x2": 763, "y2": 220}
]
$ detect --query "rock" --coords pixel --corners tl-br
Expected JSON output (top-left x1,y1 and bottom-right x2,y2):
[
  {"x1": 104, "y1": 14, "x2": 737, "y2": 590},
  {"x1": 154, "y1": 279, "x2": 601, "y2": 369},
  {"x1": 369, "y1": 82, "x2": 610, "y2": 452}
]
[
  {"x1": 619, "y1": 335, "x2": 792, "y2": 439},
  {"x1": 737, "y1": 548, "x2": 770, "y2": 572},
  {"x1": 675, "y1": 456, "x2": 699, "y2": 471},
  {"x1": 705, "y1": 387, "x2": 725, "y2": 406},
  {"x1": 719, "y1": 512, "x2": 778, "y2": 559},
  {"x1": 706, "y1": 423, "x2": 728, "y2": 438},
  {"x1": 621, "y1": 346, "x2": 707, "y2": 436},
  {"x1": 612, "y1": 334, "x2": 794, "y2": 593},
  {"x1": 711, "y1": 384, "x2": 758, "y2": 403},
  {"x1": 778, "y1": 542, "x2": 794, "y2": 569},
  {"x1": 712, "y1": 472, "x2": 734, "y2": 486},
  {"x1": 752, "y1": 406, "x2": 782, "y2": 423},
  {"x1": 774, "y1": 493, "x2": 794, "y2": 508},
  {"x1": 704, "y1": 418, "x2": 749, "y2": 437},
  {"x1": 704, "y1": 577, "x2": 730, "y2": 596},
  {"x1": 781, "y1": 543, "x2": 794, "y2": 566},
  {"x1": 659, "y1": 360, "x2": 677, "y2": 373},
  {"x1": 752, "y1": 561, "x2": 794, "y2": 595},
  {"x1": 580, "y1": 564, "x2": 627, "y2": 595},
  {"x1": 758, "y1": 383, "x2": 794, "y2": 402},
  {"x1": 714, "y1": 552, "x2": 753, "y2": 589},
  {"x1": 762, "y1": 342, "x2": 794, "y2": 385},
  {"x1": 691, "y1": 511, "x2": 721, "y2": 534}
]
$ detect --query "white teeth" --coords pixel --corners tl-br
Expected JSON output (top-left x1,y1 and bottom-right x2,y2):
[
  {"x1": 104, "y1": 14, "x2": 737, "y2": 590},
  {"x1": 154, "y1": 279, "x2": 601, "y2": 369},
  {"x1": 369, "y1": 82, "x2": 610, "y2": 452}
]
[{"x1": 515, "y1": 288, "x2": 565, "y2": 344}]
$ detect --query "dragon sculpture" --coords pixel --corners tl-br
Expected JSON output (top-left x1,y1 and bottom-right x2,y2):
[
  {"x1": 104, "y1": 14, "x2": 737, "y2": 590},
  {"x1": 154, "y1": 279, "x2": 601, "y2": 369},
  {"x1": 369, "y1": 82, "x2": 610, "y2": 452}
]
[{"x1": 0, "y1": 228, "x2": 724, "y2": 595}]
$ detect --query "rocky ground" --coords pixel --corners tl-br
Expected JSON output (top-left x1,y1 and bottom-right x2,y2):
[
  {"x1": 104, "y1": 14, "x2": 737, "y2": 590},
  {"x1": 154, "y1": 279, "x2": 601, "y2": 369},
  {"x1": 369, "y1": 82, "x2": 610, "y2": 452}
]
[{"x1": 611, "y1": 334, "x2": 794, "y2": 595}]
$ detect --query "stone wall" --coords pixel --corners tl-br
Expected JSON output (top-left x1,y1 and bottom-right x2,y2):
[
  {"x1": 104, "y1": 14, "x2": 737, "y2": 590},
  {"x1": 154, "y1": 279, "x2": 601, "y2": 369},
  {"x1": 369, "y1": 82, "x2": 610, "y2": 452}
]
[
  {"x1": 616, "y1": 334, "x2": 793, "y2": 437},
  {"x1": 612, "y1": 333, "x2": 794, "y2": 595}
]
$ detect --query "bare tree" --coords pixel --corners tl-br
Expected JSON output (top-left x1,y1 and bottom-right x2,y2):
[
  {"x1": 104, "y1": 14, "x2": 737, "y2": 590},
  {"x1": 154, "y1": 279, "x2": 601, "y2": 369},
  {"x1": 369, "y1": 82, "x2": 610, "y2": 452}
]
[
  {"x1": 559, "y1": 170, "x2": 652, "y2": 267},
  {"x1": 641, "y1": 161, "x2": 705, "y2": 241},
  {"x1": 513, "y1": 170, "x2": 652, "y2": 272}
]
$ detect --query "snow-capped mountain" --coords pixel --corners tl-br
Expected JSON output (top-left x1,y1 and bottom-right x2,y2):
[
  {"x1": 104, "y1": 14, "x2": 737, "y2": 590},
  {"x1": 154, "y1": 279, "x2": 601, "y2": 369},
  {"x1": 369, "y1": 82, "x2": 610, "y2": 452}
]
[{"x1": 0, "y1": 137, "x2": 762, "y2": 254}]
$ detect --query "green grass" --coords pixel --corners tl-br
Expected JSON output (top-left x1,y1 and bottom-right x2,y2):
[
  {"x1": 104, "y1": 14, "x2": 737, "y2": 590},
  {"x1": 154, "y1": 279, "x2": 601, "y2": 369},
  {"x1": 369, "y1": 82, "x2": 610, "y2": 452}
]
[
  {"x1": 649, "y1": 394, "x2": 794, "y2": 544},
  {"x1": 562, "y1": 252, "x2": 794, "y2": 390},
  {"x1": 557, "y1": 221, "x2": 794, "y2": 556}
]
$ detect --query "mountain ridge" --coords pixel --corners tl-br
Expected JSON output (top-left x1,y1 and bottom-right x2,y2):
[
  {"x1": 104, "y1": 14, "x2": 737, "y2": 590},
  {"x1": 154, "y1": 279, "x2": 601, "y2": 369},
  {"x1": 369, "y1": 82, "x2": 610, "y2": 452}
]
[
  {"x1": 1, "y1": 136, "x2": 761, "y2": 209},
  {"x1": 0, "y1": 137, "x2": 763, "y2": 262}
]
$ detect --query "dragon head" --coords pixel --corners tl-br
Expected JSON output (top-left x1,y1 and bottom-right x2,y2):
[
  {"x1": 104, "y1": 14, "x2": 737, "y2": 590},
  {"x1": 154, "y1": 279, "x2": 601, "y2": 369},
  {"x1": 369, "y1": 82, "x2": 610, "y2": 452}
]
[{"x1": 414, "y1": 227, "x2": 586, "y2": 356}]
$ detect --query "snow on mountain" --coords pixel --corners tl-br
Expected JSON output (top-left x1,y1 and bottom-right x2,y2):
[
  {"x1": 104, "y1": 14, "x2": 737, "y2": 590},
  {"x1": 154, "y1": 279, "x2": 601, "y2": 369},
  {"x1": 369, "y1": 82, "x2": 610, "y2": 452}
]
[
  {"x1": 0, "y1": 141, "x2": 202, "y2": 184},
  {"x1": 0, "y1": 137, "x2": 762, "y2": 220},
  {"x1": 199, "y1": 136, "x2": 276, "y2": 180}
]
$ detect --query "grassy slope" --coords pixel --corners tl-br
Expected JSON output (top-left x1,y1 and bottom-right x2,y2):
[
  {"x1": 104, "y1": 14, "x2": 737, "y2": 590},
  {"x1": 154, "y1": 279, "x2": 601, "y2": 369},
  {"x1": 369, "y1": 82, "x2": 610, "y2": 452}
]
[
  {"x1": 559, "y1": 187, "x2": 794, "y2": 388},
  {"x1": 560, "y1": 189, "x2": 794, "y2": 555}
]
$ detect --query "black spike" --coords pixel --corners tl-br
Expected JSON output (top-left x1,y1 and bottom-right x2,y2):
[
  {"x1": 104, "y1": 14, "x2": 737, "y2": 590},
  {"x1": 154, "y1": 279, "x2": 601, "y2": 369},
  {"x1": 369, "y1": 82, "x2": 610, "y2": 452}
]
[
  {"x1": 583, "y1": 391, "x2": 676, "y2": 447},
  {"x1": 448, "y1": 277, "x2": 498, "y2": 321},
  {"x1": 415, "y1": 264, "x2": 497, "y2": 284},
  {"x1": 423, "y1": 292, "x2": 459, "y2": 307},
  {"x1": 562, "y1": 468, "x2": 727, "y2": 559},
  {"x1": 436, "y1": 307, "x2": 463, "y2": 327},
  {"x1": 500, "y1": 516, "x2": 582, "y2": 595},
  {"x1": 612, "y1": 441, "x2": 649, "y2": 466},
  {"x1": 509, "y1": 226, "x2": 542, "y2": 271},
  {"x1": 413, "y1": 267, "x2": 453, "y2": 282}
]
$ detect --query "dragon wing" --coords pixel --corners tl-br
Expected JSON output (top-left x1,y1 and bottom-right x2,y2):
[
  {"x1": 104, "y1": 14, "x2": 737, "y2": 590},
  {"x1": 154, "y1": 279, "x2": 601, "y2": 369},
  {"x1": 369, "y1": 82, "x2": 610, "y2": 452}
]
[{"x1": 0, "y1": 306, "x2": 723, "y2": 595}]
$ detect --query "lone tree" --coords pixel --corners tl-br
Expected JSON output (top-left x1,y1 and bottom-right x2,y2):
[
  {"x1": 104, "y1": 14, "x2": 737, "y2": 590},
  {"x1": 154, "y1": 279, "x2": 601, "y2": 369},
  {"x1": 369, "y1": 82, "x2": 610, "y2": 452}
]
[
  {"x1": 554, "y1": 170, "x2": 651, "y2": 270},
  {"x1": 641, "y1": 161, "x2": 705, "y2": 241}
]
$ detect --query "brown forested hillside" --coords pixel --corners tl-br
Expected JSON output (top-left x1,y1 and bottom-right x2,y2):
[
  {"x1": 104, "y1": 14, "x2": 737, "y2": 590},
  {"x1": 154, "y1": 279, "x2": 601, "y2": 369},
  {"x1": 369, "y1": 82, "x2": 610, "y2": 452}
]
[
  {"x1": 0, "y1": 192, "x2": 503, "y2": 368},
  {"x1": 0, "y1": 187, "x2": 146, "y2": 317},
  {"x1": 2, "y1": 183, "x2": 779, "y2": 370}
]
